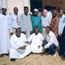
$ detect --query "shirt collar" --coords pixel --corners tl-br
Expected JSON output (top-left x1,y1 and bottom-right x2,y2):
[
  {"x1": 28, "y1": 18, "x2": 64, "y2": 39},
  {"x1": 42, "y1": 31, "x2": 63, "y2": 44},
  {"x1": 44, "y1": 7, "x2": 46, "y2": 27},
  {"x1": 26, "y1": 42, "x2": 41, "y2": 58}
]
[{"x1": 60, "y1": 14, "x2": 65, "y2": 18}]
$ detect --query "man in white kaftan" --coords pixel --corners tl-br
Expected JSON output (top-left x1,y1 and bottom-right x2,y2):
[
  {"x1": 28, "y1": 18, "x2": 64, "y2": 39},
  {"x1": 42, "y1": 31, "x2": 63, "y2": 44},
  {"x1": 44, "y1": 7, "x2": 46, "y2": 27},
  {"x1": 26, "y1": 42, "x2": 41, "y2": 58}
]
[
  {"x1": 9, "y1": 27, "x2": 31, "y2": 60},
  {"x1": 0, "y1": 6, "x2": 9, "y2": 56},
  {"x1": 28, "y1": 27, "x2": 44, "y2": 53},
  {"x1": 20, "y1": 6, "x2": 32, "y2": 38}
]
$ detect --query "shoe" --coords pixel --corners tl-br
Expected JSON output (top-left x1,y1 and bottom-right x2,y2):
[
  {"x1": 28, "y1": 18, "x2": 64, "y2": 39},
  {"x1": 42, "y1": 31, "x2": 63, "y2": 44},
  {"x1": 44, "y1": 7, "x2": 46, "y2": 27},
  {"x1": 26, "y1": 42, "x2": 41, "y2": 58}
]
[
  {"x1": 0, "y1": 54, "x2": 4, "y2": 57},
  {"x1": 5, "y1": 53, "x2": 9, "y2": 56},
  {"x1": 53, "y1": 53, "x2": 56, "y2": 57},
  {"x1": 10, "y1": 59, "x2": 16, "y2": 62}
]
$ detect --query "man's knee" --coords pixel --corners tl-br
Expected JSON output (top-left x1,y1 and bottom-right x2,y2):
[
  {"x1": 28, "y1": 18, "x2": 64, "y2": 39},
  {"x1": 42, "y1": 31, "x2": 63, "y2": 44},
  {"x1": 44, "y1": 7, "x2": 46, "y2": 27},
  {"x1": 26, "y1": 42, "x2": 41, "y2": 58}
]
[
  {"x1": 42, "y1": 41, "x2": 48, "y2": 47},
  {"x1": 49, "y1": 44, "x2": 56, "y2": 50}
]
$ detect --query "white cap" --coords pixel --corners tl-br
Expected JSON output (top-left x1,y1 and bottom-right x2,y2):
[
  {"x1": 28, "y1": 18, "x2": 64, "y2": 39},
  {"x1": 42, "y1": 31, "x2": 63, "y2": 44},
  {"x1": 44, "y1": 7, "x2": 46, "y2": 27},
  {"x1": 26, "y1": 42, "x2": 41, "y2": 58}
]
[
  {"x1": 2, "y1": 5, "x2": 7, "y2": 9},
  {"x1": 34, "y1": 9, "x2": 38, "y2": 12},
  {"x1": 29, "y1": 12, "x2": 32, "y2": 15},
  {"x1": 15, "y1": 26, "x2": 21, "y2": 29}
]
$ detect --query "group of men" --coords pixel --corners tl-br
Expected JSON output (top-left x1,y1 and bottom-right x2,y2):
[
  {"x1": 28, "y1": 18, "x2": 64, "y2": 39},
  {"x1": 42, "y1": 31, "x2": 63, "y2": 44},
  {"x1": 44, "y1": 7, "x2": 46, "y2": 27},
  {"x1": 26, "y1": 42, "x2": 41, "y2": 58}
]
[{"x1": 0, "y1": 6, "x2": 65, "y2": 61}]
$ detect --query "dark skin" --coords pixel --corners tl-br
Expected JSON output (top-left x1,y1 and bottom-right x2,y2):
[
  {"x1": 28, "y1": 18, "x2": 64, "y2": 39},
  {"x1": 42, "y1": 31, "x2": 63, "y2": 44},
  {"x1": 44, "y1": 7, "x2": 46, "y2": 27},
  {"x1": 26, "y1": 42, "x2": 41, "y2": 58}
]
[
  {"x1": 24, "y1": 8, "x2": 28, "y2": 15},
  {"x1": 15, "y1": 28, "x2": 26, "y2": 50},
  {"x1": 14, "y1": 7, "x2": 18, "y2": 15},
  {"x1": 2, "y1": 8, "x2": 7, "y2": 15},
  {"x1": 34, "y1": 11, "x2": 38, "y2": 16},
  {"x1": 22, "y1": 7, "x2": 32, "y2": 35}
]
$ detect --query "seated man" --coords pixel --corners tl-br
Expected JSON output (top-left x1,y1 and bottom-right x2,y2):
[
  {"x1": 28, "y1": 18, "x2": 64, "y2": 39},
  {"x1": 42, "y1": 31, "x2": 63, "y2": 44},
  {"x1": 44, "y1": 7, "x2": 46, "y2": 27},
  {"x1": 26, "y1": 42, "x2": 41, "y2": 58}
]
[
  {"x1": 9, "y1": 26, "x2": 31, "y2": 61},
  {"x1": 42, "y1": 26, "x2": 59, "y2": 57},
  {"x1": 27, "y1": 27, "x2": 44, "y2": 53}
]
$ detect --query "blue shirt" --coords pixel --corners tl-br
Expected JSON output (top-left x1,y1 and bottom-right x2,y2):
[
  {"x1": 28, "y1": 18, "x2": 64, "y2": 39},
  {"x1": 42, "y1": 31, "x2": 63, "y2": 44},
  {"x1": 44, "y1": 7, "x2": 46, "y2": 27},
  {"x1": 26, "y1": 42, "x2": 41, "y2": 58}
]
[{"x1": 58, "y1": 15, "x2": 65, "y2": 35}]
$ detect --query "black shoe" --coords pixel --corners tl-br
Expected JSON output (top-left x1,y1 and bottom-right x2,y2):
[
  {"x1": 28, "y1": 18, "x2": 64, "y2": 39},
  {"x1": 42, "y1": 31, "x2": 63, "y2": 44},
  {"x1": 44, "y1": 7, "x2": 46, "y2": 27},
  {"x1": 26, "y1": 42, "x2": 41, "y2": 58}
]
[
  {"x1": 10, "y1": 59, "x2": 16, "y2": 62},
  {"x1": 0, "y1": 54, "x2": 4, "y2": 57},
  {"x1": 5, "y1": 53, "x2": 9, "y2": 56}
]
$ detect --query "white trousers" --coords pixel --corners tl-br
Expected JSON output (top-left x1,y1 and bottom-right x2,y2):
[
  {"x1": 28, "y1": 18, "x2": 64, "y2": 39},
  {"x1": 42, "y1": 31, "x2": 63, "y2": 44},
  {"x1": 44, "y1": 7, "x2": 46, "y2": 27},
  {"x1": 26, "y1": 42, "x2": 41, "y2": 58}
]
[
  {"x1": 9, "y1": 44, "x2": 43, "y2": 59},
  {"x1": 9, "y1": 45, "x2": 31, "y2": 59}
]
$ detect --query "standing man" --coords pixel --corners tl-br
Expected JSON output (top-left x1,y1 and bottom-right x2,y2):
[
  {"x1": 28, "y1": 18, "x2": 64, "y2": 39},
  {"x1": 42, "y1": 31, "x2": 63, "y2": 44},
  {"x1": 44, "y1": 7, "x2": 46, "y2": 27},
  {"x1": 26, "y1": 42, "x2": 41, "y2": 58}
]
[
  {"x1": 20, "y1": 6, "x2": 32, "y2": 38},
  {"x1": 0, "y1": 6, "x2": 9, "y2": 57},
  {"x1": 50, "y1": 11, "x2": 59, "y2": 38},
  {"x1": 58, "y1": 9, "x2": 65, "y2": 55},
  {"x1": 41, "y1": 9, "x2": 52, "y2": 39},
  {"x1": 9, "y1": 7, "x2": 20, "y2": 36},
  {"x1": 31, "y1": 9, "x2": 42, "y2": 33}
]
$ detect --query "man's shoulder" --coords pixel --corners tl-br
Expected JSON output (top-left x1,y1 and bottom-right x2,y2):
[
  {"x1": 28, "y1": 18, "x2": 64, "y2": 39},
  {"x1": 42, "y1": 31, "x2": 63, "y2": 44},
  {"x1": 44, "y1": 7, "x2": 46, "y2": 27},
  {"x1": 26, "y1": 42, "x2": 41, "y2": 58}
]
[
  {"x1": 10, "y1": 34, "x2": 16, "y2": 40},
  {"x1": 38, "y1": 33, "x2": 43, "y2": 36},
  {"x1": 49, "y1": 31, "x2": 55, "y2": 36},
  {"x1": 0, "y1": 13, "x2": 3, "y2": 18},
  {"x1": 30, "y1": 33, "x2": 35, "y2": 36},
  {"x1": 9, "y1": 13, "x2": 15, "y2": 17},
  {"x1": 21, "y1": 33, "x2": 26, "y2": 37},
  {"x1": 20, "y1": 13, "x2": 25, "y2": 16}
]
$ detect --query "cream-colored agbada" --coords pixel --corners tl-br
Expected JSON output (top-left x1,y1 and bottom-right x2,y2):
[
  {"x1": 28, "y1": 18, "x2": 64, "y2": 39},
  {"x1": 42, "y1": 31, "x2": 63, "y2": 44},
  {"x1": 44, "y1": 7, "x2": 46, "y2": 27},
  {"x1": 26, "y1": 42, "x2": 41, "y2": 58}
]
[
  {"x1": 0, "y1": 13, "x2": 9, "y2": 54},
  {"x1": 9, "y1": 33, "x2": 31, "y2": 59},
  {"x1": 28, "y1": 33, "x2": 44, "y2": 53}
]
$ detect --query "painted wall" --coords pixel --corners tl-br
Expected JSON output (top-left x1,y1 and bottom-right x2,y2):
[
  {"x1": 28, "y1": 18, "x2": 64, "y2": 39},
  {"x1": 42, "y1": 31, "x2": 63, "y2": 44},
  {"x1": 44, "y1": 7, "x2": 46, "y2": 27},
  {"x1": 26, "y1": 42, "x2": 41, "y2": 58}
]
[
  {"x1": 7, "y1": 0, "x2": 24, "y2": 14},
  {"x1": 42, "y1": 0, "x2": 65, "y2": 9}
]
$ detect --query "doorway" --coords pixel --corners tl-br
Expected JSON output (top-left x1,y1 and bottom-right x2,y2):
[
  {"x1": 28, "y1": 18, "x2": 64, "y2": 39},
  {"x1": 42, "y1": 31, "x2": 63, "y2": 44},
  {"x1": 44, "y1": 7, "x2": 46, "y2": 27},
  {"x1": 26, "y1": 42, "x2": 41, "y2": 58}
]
[{"x1": 30, "y1": 0, "x2": 42, "y2": 12}]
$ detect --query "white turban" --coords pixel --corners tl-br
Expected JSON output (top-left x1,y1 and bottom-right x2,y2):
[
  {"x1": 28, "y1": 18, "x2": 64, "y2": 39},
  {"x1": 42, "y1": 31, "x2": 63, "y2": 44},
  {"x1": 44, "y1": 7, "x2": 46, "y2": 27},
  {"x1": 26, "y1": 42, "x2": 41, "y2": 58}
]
[
  {"x1": 34, "y1": 9, "x2": 38, "y2": 12},
  {"x1": 15, "y1": 26, "x2": 21, "y2": 29}
]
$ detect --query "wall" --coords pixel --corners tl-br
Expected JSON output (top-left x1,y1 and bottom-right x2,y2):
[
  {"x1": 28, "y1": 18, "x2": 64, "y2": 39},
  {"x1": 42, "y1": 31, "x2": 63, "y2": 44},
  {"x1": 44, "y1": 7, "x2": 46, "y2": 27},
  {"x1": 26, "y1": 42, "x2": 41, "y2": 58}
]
[
  {"x1": 7, "y1": 0, "x2": 24, "y2": 14},
  {"x1": 42, "y1": 0, "x2": 65, "y2": 9}
]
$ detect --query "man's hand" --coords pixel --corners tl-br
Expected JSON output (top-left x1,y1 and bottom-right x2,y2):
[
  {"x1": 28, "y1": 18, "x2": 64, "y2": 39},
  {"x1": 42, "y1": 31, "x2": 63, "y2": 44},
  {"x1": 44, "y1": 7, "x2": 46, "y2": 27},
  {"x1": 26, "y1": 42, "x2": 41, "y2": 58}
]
[
  {"x1": 30, "y1": 31, "x2": 32, "y2": 35},
  {"x1": 42, "y1": 47, "x2": 46, "y2": 51},
  {"x1": 19, "y1": 46, "x2": 26, "y2": 50},
  {"x1": 38, "y1": 45, "x2": 40, "y2": 48},
  {"x1": 40, "y1": 32, "x2": 42, "y2": 34},
  {"x1": 25, "y1": 41, "x2": 29, "y2": 44},
  {"x1": 60, "y1": 34, "x2": 62, "y2": 37},
  {"x1": 11, "y1": 33, "x2": 14, "y2": 36},
  {"x1": 42, "y1": 40, "x2": 46, "y2": 42},
  {"x1": 56, "y1": 46, "x2": 59, "y2": 51}
]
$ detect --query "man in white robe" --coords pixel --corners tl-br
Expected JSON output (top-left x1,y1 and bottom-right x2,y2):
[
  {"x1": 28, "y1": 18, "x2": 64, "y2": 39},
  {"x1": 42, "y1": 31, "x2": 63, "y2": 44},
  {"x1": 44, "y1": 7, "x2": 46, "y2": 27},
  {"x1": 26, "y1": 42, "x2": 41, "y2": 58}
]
[
  {"x1": 27, "y1": 27, "x2": 44, "y2": 53},
  {"x1": 8, "y1": 7, "x2": 20, "y2": 36},
  {"x1": 20, "y1": 6, "x2": 32, "y2": 38},
  {"x1": 0, "y1": 6, "x2": 9, "y2": 57},
  {"x1": 9, "y1": 27, "x2": 31, "y2": 61}
]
